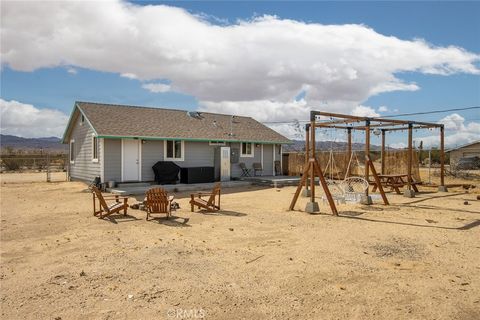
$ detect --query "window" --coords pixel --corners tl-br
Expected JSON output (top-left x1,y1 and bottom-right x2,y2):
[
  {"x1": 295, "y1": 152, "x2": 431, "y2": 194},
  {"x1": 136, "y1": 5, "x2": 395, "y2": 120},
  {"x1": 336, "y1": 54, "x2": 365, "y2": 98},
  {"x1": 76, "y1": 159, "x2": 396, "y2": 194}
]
[
  {"x1": 92, "y1": 135, "x2": 99, "y2": 162},
  {"x1": 241, "y1": 142, "x2": 254, "y2": 157},
  {"x1": 70, "y1": 139, "x2": 75, "y2": 163},
  {"x1": 209, "y1": 141, "x2": 226, "y2": 146},
  {"x1": 80, "y1": 114, "x2": 85, "y2": 125},
  {"x1": 165, "y1": 140, "x2": 184, "y2": 161}
]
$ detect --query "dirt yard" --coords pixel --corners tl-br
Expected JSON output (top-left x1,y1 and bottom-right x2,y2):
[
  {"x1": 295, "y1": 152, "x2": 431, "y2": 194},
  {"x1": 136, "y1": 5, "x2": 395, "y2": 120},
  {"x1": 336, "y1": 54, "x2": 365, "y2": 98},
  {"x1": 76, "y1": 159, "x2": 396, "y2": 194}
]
[{"x1": 1, "y1": 175, "x2": 479, "y2": 319}]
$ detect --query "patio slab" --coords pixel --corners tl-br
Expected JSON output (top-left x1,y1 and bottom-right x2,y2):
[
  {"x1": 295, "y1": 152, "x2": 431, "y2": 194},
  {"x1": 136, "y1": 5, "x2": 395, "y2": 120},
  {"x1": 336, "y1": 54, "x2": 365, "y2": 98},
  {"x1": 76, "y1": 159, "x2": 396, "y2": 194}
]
[{"x1": 106, "y1": 180, "x2": 252, "y2": 196}]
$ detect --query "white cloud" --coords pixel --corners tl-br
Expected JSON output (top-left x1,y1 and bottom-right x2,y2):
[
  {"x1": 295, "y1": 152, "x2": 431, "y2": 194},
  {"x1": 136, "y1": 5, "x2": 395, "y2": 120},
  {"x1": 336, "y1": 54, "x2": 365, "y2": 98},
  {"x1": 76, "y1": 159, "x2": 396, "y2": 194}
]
[
  {"x1": 414, "y1": 113, "x2": 480, "y2": 148},
  {"x1": 378, "y1": 106, "x2": 389, "y2": 113},
  {"x1": 120, "y1": 73, "x2": 138, "y2": 80},
  {"x1": 0, "y1": 99, "x2": 69, "y2": 138},
  {"x1": 66, "y1": 67, "x2": 77, "y2": 74},
  {"x1": 351, "y1": 105, "x2": 380, "y2": 117},
  {"x1": 1, "y1": 1, "x2": 479, "y2": 131},
  {"x1": 142, "y1": 83, "x2": 171, "y2": 93}
]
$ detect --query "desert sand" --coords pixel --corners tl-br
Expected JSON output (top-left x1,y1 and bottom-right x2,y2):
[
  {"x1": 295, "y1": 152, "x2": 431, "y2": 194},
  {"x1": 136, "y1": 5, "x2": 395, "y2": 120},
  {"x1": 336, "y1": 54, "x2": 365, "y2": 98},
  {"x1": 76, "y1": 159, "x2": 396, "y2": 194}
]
[{"x1": 1, "y1": 174, "x2": 479, "y2": 320}]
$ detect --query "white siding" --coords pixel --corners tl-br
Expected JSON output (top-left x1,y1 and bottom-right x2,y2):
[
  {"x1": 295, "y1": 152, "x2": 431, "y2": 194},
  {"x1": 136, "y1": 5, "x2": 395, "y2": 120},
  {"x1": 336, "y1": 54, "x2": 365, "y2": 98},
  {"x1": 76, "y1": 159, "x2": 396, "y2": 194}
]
[{"x1": 69, "y1": 114, "x2": 101, "y2": 182}]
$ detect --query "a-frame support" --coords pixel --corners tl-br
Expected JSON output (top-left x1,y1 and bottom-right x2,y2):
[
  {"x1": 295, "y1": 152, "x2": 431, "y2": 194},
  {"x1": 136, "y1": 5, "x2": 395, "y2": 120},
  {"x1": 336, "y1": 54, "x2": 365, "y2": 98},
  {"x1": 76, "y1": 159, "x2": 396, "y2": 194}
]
[
  {"x1": 365, "y1": 155, "x2": 389, "y2": 205},
  {"x1": 289, "y1": 157, "x2": 339, "y2": 215}
]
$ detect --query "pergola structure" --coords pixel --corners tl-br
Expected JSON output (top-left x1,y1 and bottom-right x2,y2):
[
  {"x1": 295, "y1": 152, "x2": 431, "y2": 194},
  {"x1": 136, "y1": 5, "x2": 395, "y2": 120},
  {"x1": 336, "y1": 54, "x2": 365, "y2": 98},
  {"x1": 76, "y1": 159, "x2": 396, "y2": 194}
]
[{"x1": 289, "y1": 110, "x2": 447, "y2": 214}]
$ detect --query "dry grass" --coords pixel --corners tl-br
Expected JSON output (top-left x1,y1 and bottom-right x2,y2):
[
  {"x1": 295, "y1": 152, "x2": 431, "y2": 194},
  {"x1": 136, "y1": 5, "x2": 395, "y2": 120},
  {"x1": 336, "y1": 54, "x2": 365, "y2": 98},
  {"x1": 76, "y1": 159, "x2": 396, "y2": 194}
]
[{"x1": 1, "y1": 174, "x2": 479, "y2": 319}]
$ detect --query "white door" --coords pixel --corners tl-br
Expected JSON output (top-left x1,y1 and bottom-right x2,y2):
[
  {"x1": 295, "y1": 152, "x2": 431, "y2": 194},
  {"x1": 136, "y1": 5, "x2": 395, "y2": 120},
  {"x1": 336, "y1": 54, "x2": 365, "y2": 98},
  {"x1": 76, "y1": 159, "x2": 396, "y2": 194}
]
[
  {"x1": 220, "y1": 147, "x2": 231, "y2": 182},
  {"x1": 122, "y1": 139, "x2": 140, "y2": 181}
]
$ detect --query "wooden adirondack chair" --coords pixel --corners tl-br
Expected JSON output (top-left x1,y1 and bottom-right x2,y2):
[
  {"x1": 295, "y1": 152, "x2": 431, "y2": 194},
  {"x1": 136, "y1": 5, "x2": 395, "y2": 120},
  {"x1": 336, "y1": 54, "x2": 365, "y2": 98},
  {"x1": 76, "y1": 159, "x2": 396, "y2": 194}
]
[
  {"x1": 145, "y1": 188, "x2": 174, "y2": 220},
  {"x1": 91, "y1": 186, "x2": 129, "y2": 219},
  {"x1": 190, "y1": 183, "x2": 221, "y2": 212}
]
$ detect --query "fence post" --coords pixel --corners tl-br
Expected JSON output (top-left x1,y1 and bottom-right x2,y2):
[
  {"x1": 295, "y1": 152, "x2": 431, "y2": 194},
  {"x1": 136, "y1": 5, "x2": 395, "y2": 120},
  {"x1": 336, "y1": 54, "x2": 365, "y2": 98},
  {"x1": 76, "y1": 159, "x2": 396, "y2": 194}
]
[{"x1": 46, "y1": 153, "x2": 51, "y2": 182}]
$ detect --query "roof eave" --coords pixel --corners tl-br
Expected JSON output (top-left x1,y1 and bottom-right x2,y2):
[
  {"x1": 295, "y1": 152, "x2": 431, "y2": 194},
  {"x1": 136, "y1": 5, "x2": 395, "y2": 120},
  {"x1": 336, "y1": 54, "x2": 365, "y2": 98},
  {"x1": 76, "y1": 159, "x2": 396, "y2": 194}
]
[{"x1": 95, "y1": 134, "x2": 292, "y2": 144}]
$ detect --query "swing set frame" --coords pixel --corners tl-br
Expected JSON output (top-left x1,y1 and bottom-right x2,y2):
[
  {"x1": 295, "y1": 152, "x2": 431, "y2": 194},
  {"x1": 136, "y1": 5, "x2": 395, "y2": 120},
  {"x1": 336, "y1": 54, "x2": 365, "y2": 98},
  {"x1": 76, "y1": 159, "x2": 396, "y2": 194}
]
[{"x1": 289, "y1": 110, "x2": 446, "y2": 214}]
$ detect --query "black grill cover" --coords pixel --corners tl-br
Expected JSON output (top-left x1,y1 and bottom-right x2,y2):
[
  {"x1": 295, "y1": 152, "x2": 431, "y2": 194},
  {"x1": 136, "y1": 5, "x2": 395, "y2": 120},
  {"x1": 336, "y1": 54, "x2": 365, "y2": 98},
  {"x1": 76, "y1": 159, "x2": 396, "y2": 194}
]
[{"x1": 152, "y1": 161, "x2": 181, "y2": 184}]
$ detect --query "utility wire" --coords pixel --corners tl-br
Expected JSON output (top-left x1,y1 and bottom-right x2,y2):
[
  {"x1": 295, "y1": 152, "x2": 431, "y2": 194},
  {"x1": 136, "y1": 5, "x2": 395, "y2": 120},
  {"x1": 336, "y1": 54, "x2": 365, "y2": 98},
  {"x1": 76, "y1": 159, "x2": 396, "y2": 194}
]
[{"x1": 261, "y1": 106, "x2": 480, "y2": 124}]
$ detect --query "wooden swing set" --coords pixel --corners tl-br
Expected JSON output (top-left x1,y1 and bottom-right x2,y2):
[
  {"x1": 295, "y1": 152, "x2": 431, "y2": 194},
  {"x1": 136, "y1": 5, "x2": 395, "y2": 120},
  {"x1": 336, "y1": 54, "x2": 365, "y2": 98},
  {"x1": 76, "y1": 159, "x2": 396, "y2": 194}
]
[{"x1": 289, "y1": 110, "x2": 446, "y2": 214}]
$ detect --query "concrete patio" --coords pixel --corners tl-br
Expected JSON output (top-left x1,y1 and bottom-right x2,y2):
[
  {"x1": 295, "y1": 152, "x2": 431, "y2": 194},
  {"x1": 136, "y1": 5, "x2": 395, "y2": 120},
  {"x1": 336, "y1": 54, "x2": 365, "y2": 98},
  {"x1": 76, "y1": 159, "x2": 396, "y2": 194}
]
[{"x1": 106, "y1": 180, "x2": 252, "y2": 195}]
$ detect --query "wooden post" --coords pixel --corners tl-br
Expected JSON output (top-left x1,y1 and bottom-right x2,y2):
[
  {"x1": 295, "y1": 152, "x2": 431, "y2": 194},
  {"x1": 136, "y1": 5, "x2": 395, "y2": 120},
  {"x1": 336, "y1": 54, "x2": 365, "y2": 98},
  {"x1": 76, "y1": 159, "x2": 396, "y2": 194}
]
[
  {"x1": 381, "y1": 129, "x2": 386, "y2": 175},
  {"x1": 364, "y1": 120, "x2": 370, "y2": 196},
  {"x1": 407, "y1": 123, "x2": 413, "y2": 191},
  {"x1": 366, "y1": 155, "x2": 389, "y2": 205},
  {"x1": 310, "y1": 120, "x2": 316, "y2": 203},
  {"x1": 313, "y1": 159, "x2": 338, "y2": 215},
  {"x1": 305, "y1": 124, "x2": 310, "y2": 192},
  {"x1": 347, "y1": 128, "x2": 352, "y2": 177},
  {"x1": 440, "y1": 125, "x2": 445, "y2": 187}
]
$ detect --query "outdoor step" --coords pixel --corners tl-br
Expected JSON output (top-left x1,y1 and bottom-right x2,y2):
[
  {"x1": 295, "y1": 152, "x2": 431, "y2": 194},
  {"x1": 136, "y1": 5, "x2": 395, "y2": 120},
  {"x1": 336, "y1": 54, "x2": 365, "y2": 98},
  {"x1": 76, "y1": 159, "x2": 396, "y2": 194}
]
[{"x1": 115, "y1": 182, "x2": 152, "y2": 188}]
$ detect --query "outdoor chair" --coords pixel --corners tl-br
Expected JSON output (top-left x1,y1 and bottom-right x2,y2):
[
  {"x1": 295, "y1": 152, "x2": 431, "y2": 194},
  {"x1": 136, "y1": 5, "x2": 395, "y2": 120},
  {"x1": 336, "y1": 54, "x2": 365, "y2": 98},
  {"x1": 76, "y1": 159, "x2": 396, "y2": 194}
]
[
  {"x1": 274, "y1": 160, "x2": 281, "y2": 175},
  {"x1": 190, "y1": 183, "x2": 221, "y2": 212},
  {"x1": 145, "y1": 187, "x2": 174, "y2": 220},
  {"x1": 252, "y1": 162, "x2": 263, "y2": 176},
  {"x1": 239, "y1": 162, "x2": 252, "y2": 177},
  {"x1": 91, "y1": 186, "x2": 129, "y2": 219}
]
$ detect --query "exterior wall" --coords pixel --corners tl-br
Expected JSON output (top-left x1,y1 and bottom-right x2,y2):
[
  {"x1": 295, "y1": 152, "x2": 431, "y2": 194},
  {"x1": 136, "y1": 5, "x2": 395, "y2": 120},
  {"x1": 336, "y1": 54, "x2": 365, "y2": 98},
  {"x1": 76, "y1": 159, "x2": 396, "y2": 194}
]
[
  {"x1": 263, "y1": 144, "x2": 274, "y2": 175},
  {"x1": 103, "y1": 139, "x2": 121, "y2": 182},
  {"x1": 68, "y1": 113, "x2": 101, "y2": 182},
  {"x1": 141, "y1": 140, "x2": 164, "y2": 181},
  {"x1": 230, "y1": 142, "x2": 262, "y2": 177},
  {"x1": 176, "y1": 141, "x2": 215, "y2": 168},
  {"x1": 101, "y1": 138, "x2": 282, "y2": 182},
  {"x1": 449, "y1": 142, "x2": 480, "y2": 164}
]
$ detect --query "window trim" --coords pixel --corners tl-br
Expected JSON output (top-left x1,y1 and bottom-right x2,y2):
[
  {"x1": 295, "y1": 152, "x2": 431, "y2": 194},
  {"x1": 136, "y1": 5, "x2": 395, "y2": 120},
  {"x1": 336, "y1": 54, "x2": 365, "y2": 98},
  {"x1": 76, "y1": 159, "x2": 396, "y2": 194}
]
[
  {"x1": 69, "y1": 139, "x2": 75, "y2": 164},
  {"x1": 164, "y1": 140, "x2": 185, "y2": 161},
  {"x1": 92, "y1": 134, "x2": 99, "y2": 163},
  {"x1": 240, "y1": 142, "x2": 254, "y2": 158},
  {"x1": 209, "y1": 141, "x2": 226, "y2": 146}
]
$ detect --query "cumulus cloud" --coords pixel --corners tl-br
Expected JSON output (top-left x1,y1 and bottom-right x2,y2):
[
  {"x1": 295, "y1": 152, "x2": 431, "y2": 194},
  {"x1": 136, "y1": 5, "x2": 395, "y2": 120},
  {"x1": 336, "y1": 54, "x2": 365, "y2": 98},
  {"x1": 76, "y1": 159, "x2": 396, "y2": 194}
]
[
  {"x1": 66, "y1": 67, "x2": 77, "y2": 74},
  {"x1": 378, "y1": 106, "x2": 389, "y2": 113},
  {"x1": 120, "y1": 73, "x2": 139, "y2": 80},
  {"x1": 0, "y1": 99, "x2": 69, "y2": 138},
  {"x1": 142, "y1": 83, "x2": 172, "y2": 93},
  {"x1": 415, "y1": 113, "x2": 480, "y2": 148},
  {"x1": 351, "y1": 105, "x2": 380, "y2": 117},
  {"x1": 1, "y1": 1, "x2": 479, "y2": 138}
]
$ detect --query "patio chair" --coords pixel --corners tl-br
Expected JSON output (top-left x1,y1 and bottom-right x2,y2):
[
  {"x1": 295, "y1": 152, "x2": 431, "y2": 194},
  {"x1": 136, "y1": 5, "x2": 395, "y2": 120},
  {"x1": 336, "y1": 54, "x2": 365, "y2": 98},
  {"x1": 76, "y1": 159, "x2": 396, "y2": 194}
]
[
  {"x1": 145, "y1": 187, "x2": 174, "y2": 220},
  {"x1": 190, "y1": 183, "x2": 221, "y2": 212},
  {"x1": 253, "y1": 162, "x2": 263, "y2": 176},
  {"x1": 91, "y1": 186, "x2": 129, "y2": 219},
  {"x1": 239, "y1": 162, "x2": 252, "y2": 177},
  {"x1": 274, "y1": 160, "x2": 281, "y2": 175}
]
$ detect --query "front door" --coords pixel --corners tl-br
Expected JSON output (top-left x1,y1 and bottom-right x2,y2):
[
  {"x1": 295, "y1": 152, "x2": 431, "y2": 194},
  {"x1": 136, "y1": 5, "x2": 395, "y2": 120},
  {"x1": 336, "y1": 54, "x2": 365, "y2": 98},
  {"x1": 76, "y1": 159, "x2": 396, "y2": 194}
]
[
  {"x1": 122, "y1": 139, "x2": 140, "y2": 181},
  {"x1": 220, "y1": 147, "x2": 231, "y2": 181}
]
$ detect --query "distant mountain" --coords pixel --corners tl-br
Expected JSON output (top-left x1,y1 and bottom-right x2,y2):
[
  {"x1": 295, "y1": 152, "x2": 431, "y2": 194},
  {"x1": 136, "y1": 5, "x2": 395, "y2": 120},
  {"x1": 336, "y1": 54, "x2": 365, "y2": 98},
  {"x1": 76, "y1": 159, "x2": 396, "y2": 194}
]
[
  {"x1": 0, "y1": 134, "x2": 66, "y2": 153},
  {"x1": 283, "y1": 140, "x2": 382, "y2": 153}
]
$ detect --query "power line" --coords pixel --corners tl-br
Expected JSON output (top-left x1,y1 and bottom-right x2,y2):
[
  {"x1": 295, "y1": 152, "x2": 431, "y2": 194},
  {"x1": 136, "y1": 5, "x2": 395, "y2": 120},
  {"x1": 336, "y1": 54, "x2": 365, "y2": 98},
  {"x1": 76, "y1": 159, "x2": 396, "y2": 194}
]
[
  {"x1": 261, "y1": 106, "x2": 480, "y2": 124},
  {"x1": 379, "y1": 106, "x2": 480, "y2": 118}
]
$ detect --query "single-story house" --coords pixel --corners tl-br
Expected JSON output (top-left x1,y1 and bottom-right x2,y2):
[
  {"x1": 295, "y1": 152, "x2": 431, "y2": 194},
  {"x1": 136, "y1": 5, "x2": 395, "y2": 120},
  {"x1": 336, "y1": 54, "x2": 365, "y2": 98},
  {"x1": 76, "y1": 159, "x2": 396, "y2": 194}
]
[
  {"x1": 446, "y1": 140, "x2": 480, "y2": 164},
  {"x1": 62, "y1": 102, "x2": 291, "y2": 183}
]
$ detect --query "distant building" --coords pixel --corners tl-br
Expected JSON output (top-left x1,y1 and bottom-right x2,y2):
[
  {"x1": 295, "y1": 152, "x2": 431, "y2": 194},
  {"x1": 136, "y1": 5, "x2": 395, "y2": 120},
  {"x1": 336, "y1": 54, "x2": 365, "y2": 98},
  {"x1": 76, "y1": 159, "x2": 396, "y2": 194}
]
[{"x1": 446, "y1": 141, "x2": 480, "y2": 164}]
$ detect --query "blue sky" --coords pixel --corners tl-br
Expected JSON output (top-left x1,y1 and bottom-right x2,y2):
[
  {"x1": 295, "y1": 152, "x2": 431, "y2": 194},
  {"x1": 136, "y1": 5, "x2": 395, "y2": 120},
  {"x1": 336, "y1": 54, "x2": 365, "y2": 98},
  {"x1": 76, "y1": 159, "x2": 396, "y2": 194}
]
[{"x1": 1, "y1": 1, "x2": 479, "y2": 146}]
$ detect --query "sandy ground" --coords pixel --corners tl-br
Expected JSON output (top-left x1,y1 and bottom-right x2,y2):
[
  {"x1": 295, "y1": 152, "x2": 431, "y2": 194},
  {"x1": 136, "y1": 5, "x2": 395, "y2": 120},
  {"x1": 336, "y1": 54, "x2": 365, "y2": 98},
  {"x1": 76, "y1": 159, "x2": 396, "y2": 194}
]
[
  {"x1": 1, "y1": 174, "x2": 479, "y2": 319},
  {"x1": 1, "y1": 172, "x2": 67, "y2": 183}
]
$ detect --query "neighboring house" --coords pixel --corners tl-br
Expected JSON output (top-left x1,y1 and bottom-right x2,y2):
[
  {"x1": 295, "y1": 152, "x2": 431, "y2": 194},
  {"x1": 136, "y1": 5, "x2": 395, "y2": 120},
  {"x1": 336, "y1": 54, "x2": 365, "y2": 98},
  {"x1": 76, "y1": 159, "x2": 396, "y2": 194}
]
[
  {"x1": 62, "y1": 102, "x2": 291, "y2": 183},
  {"x1": 446, "y1": 140, "x2": 480, "y2": 165}
]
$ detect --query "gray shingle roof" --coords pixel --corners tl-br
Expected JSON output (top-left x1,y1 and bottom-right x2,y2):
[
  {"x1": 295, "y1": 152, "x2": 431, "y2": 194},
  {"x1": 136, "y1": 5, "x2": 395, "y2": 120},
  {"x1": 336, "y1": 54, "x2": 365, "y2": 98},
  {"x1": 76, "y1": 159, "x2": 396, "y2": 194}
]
[{"x1": 71, "y1": 102, "x2": 291, "y2": 144}]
